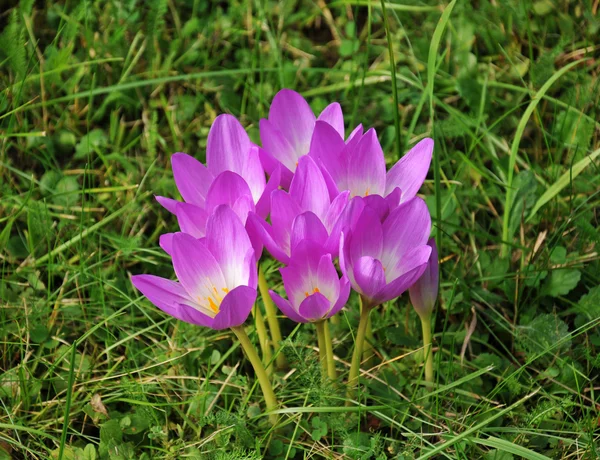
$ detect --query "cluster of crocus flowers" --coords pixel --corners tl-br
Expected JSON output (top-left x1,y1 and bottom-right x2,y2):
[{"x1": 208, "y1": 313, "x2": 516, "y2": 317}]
[{"x1": 131, "y1": 89, "x2": 439, "y2": 422}]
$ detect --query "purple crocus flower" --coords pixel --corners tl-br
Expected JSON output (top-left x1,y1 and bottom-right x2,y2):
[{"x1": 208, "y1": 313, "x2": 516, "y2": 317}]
[
  {"x1": 248, "y1": 155, "x2": 362, "y2": 264},
  {"x1": 409, "y1": 238, "x2": 439, "y2": 319},
  {"x1": 340, "y1": 197, "x2": 433, "y2": 308},
  {"x1": 156, "y1": 113, "x2": 280, "y2": 220},
  {"x1": 259, "y1": 89, "x2": 345, "y2": 188},
  {"x1": 310, "y1": 120, "x2": 433, "y2": 206},
  {"x1": 269, "y1": 240, "x2": 351, "y2": 323},
  {"x1": 131, "y1": 206, "x2": 257, "y2": 330}
]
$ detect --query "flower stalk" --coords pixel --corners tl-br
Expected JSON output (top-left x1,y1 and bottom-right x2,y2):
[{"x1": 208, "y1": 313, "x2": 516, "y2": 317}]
[
  {"x1": 346, "y1": 296, "x2": 375, "y2": 405},
  {"x1": 315, "y1": 321, "x2": 329, "y2": 381},
  {"x1": 420, "y1": 315, "x2": 434, "y2": 387},
  {"x1": 251, "y1": 302, "x2": 273, "y2": 374},
  {"x1": 323, "y1": 319, "x2": 337, "y2": 380},
  {"x1": 231, "y1": 326, "x2": 279, "y2": 426},
  {"x1": 258, "y1": 266, "x2": 287, "y2": 370}
]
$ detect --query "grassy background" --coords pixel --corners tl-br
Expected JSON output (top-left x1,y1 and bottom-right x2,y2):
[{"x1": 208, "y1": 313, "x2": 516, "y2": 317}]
[{"x1": 1, "y1": 0, "x2": 599, "y2": 458}]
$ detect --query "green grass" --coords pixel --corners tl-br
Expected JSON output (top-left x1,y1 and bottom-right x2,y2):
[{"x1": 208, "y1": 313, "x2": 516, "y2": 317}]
[{"x1": 1, "y1": 0, "x2": 599, "y2": 458}]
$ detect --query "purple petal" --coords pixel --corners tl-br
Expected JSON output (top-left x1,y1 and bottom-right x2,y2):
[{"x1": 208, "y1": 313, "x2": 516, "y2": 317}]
[
  {"x1": 270, "y1": 290, "x2": 308, "y2": 323},
  {"x1": 347, "y1": 204, "x2": 383, "y2": 264},
  {"x1": 289, "y1": 155, "x2": 330, "y2": 219},
  {"x1": 242, "y1": 145, "x2": 267, "y2": 205},
  {"x1": 346, "y1": 128, "x2": 386, "y2": 197},
  {"x1": 206, "y1": 114, "x2": 251, "y2": 176},
  {"x1": 316, "y1": 253, "x2": 341, "y2": 302},
  {"x1": 375, "y1": 246, "x2": 432, "y2": 304},
  {"x1": 381, "y1": 197, "x2": 431, "y2": 271},
  {"x1": 268, "y1": 89, "x2": 316, "y2": 159},
  {"x1": 205, "y1": 205, "x2": 254, "y2": 289},
  {"x1": 328, "y1": 275, "x2": 351, "y2": 318},
  {"x1": 246, "y1": 213, "x2": 290, "y2": 264},
  {"x1": 363, "y1": 194, "x2": 390, "y2": 222},
  {"x1": 255, "y1": 164, "x2": 281, "y2": 218},
  {"x1": 205, "y1": 171, "x2": 254, "y2": 218},
  {"x1": 346, "y1": 124, "x2": 363, "y2": 146},
  {"x1": 270, "y1": 189, "x2": 303, "y2": 252},
  {"x1": 298, "y1": 292, "x2": 332, "y2": 322},
  {"x1": 317, "y1": 102, "x2": 344, "y2": 138},
  {"x1": 259, "y1": 118, "x2": 299, "y2": 173},
  {"x1": 385, "y1": 138, "x2": 433, "y2": 202},
  {"x1": 211, "y1": 285, "x2": 257, "y2": 329},
  {"x1": 175, "y1": 202, "x2": 208, "y2": 238},
  {"x1": 172, "y1": 153, "x2": 213, "y2": 206},
  {"x1": 159, "y1": 233, "x2": 175, "y2": 256},
  {"x1": 311, "y1": 121, "x2": 346, "y2": 188},
  {"x1": 385, "y1": 187, "x2": 402, "y2": 215},
  {"x1": 324, "y1": 193, "x2": 363, "y2": 256},
  {"x1": 155, "y1": 196, "x2": 179, "y2": 214},
  {"x1": 131, "y1": 274, "x2": 213, "y2": 327},
  {"x1": 409, "y1": 238, "x2": 439, "y2": 318},
  {"x1": 353, "y1": 256, "x2": 386, "y2": 300},
  {"x1": 171, "y1": 232, "x2": 226, "y2": 303},
  {"x1": 290, "y1": 212, "x2": 328, "y2": 253}
]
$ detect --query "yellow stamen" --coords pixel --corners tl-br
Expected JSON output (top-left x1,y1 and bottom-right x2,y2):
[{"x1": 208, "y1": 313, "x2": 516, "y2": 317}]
[
  {"x1": 314, "y1": 287, "x2": 320, "y2": 293},
  {"x1": 365, "y1": 188, "x2": 370, "y2": 196},
  {"x1": 208, "y1": 297, "x2": 220, "y2": 313}
]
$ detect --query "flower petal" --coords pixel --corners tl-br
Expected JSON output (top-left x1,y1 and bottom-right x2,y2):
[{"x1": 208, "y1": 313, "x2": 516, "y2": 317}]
[
  {"x1": 247, "y1": 212, "x2": 290, "y2": 264},
  {"x1": 376, "y1": 245, "x2": 431, "y2": 303},
  {"x1": 298, "y1": 292, "x2": 332, "y2": 322},
  {"x1": 328, "y1": 275, "x2": 351, "y2": 318},
  {"x1": 155, "y1": 196, "x2": 179, "y2": 214},
  {"x1": 290, "y1": 212, "x2": 328, "y2": 253},
  {"x1": 131, "y1": 274, "x2": 213, "y2": 327},
  {"x1": 242, "y1": 145, "x2": 267, "y2": 204},
  {"x1": 159, "y1": 233, "x2": 175, "y2": 256},
  {"x1": 211, "y1": 285, "x2": 257, "y2": 329},
  {"x1": 347, "y1": 204, "x2": 383, "y2": 264},
  {"x1": 289, "y1": 155, "x2": 330, "y2": 219},
  {"x1": 171, "y1": 232, "x2": 226, "y2": 305},
  {"x1": 255, "y1": 164, "x2": 281, "y2": 218},
  {"x1": 172, "y1": 153, "x2": 214, "y2": 206},
  {"x1": 270, "y1": 290, "x2": 308, "y2": 323},
  {"x1": 205, "y1": 205, "x2": 254, "y2": 289},
  {"x1": 385, "y1": 138, "x2": 433, "y2": 202},
  {"x1": 310, "y1": 121, "x2": 346, "y2": 188},
  {"x1": 175, "y1": 202, "x2": 208, "y2": 238},
  {"x1": 268, "y1": 89, "x2": 316, "y2": 159},
  {"x1": 409, "y1": 238, "x2": 439, "y2": 318},
  {"x1": 381, "y1": 197, "x2": 431, "y2": 270},
  {"x1": 317, "y1": 102, "x2": 344, "y2": 138},
  {"x1": 259, "y1": 119, "x2": 299, "y2": 173},
  {"x1": 206, "y1": 114, "x2": 252, "y2": 176},
  {"x1": 205, "y1": 171, "x2": 254, "y2": 218},
  {"x1": 353, "y1": 256, "x2": 386, "y2": 300},
  {"x1": 346, "y1": 128, "x2": 386, "y2": 197}
]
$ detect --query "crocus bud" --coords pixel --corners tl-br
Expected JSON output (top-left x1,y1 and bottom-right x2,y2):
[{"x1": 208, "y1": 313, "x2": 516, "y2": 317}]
[{"x1": 409, "y1": 238, "x2": 439, "y2": 319}]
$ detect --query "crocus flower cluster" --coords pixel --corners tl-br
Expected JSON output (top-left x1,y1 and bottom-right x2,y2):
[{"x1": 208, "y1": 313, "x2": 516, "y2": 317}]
[{"x1": 131, "y1": 89, "x2": 439, "y2": 399}]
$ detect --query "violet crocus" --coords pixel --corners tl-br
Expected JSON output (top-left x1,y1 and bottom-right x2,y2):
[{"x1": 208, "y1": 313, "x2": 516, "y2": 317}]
[
  {"x1": 156, "y1": 113, "x2": 280, "y2": 222},
  {"x1": 340, "y1": 197, "x2": 433, "y2": 309},
  {"x1": 131, "y1": 205, "x2": 257, "y2": 330},
  {"x1": 248, "y1": 155, "x2": 362, "y2": 264},
  {"x1": 259, "y1": 89, "x2": 345, "y2": 188},
  {"x1": 269, "y1": 240, "x2": 351, "y2": 324},
  {"x1": 310, "y1": 120, "x2": 433, "y2": 208},
  {"x1": 409, "y1": 238, "x2": 439, "y2": 320}
]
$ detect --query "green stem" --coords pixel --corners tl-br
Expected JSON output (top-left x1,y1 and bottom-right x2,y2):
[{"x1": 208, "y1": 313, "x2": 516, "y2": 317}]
[
  {"x1": 323, "y1": 319, "x2": 337, "y2": 381},
  {"x1": 252, "y1": 303, "x2": 273, "y2": 375},
  {"x1": 231, "y1": 326, "x2": 279, "y2": 426},
  {"x1": 258, "y1": 265, "x2": 287, "y2": 369},
  {"x1": 346, "y1": 298, "x2": 374, "y2": 405},
  {"x1": 362, "y1": 297, "x2": 375, "y2": 368},
  {"x1": 420, "y1": 314, "x2": 434, "y2": 387},
  {"x1": 315, "y1": 321, "x2": 328, "y2": 381}
]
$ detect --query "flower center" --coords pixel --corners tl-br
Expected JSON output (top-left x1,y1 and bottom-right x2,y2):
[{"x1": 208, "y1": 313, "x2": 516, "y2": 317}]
[
  {"x1": 199, "y1": 286, "x2": 229, "y2": 314},
  {"x1": 304, "y1": 287, "x2": 320, "y2": 298}
]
